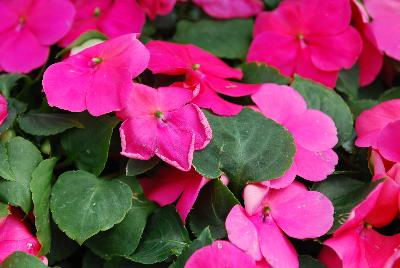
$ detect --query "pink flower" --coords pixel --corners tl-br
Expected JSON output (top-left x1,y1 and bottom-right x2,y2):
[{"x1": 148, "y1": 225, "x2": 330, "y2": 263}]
[
  {"x1": 192, "y1": 0, "x2": 263, "y2": 19},
  {"x1": 364, "y1": 0, "x2": 400, "y2": 61},
  {"x1": 140, "y1": 166, "x2": 208, "y2": 221},
  {"x1": 0, "y1": 213, "x2": 47, "y2": 264},
  {"x1": 247, "y1": 0, "x2": 362, "y2": 88},
  {"x1": 0, "y1": 0, "x2": 75, "y2": 73},
  {"x1": 355, "y1": 99, "x2": 400, "y2": 162},
  {"x1": 226, "y1": 182, "x2": 334, "y2": 268},
  {"x1": 118, "y1": 83, "x2": 212, "y2": 171},
  {"x1": 185, "y1": 240, "x2": 256, "y2": 268},
  {"x1": 138, "y1": 0, "x2": 177, "y2": 20},
  {"x1": 146, "y1": 40, "x2": 260, "y2": 116},
  {"x1": 43, "y1": 34, "x2": 149, "y2": 116},
  {"x1": 251, "y1": 84, "x2": 338, "y2": 188},
  {"x1": 59, "y1": 0, "x2": 145, "y2": 47},
  {"x1": 351, "y1": 0, "x2": 383, "y2": 86},
  {"x1": 0, "y1": 95, "x2": 7, "y2": 126}
]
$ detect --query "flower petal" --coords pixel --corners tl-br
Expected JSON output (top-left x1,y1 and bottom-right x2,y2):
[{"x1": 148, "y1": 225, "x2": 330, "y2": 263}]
[{"x1": 377, "y1": 120, "x2": 400, "y2": 162}]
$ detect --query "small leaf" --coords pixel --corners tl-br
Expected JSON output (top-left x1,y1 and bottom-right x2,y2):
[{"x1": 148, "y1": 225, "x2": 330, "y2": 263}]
[
  {"x1": 30, "y1": 158, "x2": 58, "y2": 255},
  {"x1": 50, "y1": 170, "x2": 132, "y2": 245},
  {"x1": 173, "y1": 19, "x2": 253, "y2": 59},
  {"x1": 2, "y1": 252, "x2": 47, "y2": 268},
  {"x1": 126, "y1": 158, "x2": 160, "y2": 176},
  {"x1": 242, "y1": 62, "x2": 290, "y2": 85},
  {"x1": 18, "y1": 113, "x2": 83, "y2": 136},
  {"x1": 189, "y1": 180, "x2": 239, "y2": 239},
  {"x1": 0, "y1": 202, "x2": 9, "y2": 217},
  {"x1": 56, "y1": 30, "x2": 107, "y2": 58},
  {"x1": 128, "y1": 206, "x2": 190, "y2": 264}
]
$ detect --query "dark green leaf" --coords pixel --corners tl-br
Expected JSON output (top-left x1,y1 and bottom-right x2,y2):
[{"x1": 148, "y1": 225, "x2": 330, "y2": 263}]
[
  {"x1": 242, "y1": 62, "x2": 290, "y2": 85},
  {"x1": 299, "y1": 255, "x2": 325, "y2": 268},
  {"x1": 47, "y1": 221, "x2": 79, "y2": 265},
  {"x1": 0, "y1": 202, "x2": 9, "y2": 217},
  {"x1": 0, "y1": 99, "x2": 27, "y2": 134},
  {"x1": 336, "y1": 66, "x2": 359, "y2": 99},
  {"x1": 2, "y1": 252, "x2": 47, "y2": 268},
  {"x1": 173, "y1": 19, "x2": 253, "y2": 59},
  {"x1": 379, "y1": 86, "x2": 400, "y2": 102},
  {"x1": 0, "y1": 74, "x2": 30, "y2": 97},
  {"x1": 126, "y1": 158, "x2": 160, "y2": 176},
  {"x1": 347, "y1": 99, "x2": 378, "y2": 118},
  {"x1": 189, "y1": 180, "x2": 239, "y2": 239},
  {"x1": 50, "y1": 170, "x2": 132, "y2": 244},
  {"x1": 128, "y1": 206, "x2": 190, "y2": 264}
]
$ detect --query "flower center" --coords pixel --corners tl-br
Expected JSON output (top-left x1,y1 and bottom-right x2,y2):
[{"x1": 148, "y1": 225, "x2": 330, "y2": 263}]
[
  {"x1": 364, "y1": 222, "x2": 373, "y2": 229},
  {"x1": 93, "y1": 7, "x2": 101, "y2": 17},
  {"x1": 16, "y1": 16, "x2": 26, "y2": 31},
  {"x1": 91, "y1": 57, "x2": 103, "y2": 64},
  {"x1": 192, "y1": 63, "x2": 201, "y2": 70},
  {"x1": 297, "y1": 33, "x2": 308, "y2": 49},
  {"x1": 154, "y1": 111, "x2": 164, "y2": 119}
]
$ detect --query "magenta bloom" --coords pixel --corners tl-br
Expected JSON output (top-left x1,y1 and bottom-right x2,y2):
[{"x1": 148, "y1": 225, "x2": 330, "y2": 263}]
[
  {"x1": 226, "y1": 182, "x2": 334, "y2": 267},
  {"x1": 355, "y1": 99, "x2": 400, "y2": 163},
  {"x1": 146, "y1": 40, "x2": 260, "y2": 116},
  {"x1": 140, "y1": 166, "x2": 208, "y2": 221},
  {"x1": 247, "y1": 0, "x2": 362, "y2": 88},
  {"x1": 185, "y1": 240, "x2": 256, "y2": 268},
  {"x1": 192, "y1": 0, "x2": 263, "y2": 19},
  {"x1": 0, "y1": 0, "x2": 75, "y2": 73},
  {"x1": 364, "y1": 0, "x2": 400, "y2": 61},
  {"x1": 43, "y1": 34, "x2": 149, "y2": 116},
  {"x1": 118, "y1": 83, "x2": 212, "y2": 171},
  {"x1": 59, "y1": 0, "x2": 145, "y2": 47},
  {"x1": 0, "y1": 95, "x2": 7, "y2": 126},
  {"x1": 138, "y1": 0, "x2": 177, "y2": 19},
  {"x1": 252, "y1": 84, "x2": 338, "y2": 187}
]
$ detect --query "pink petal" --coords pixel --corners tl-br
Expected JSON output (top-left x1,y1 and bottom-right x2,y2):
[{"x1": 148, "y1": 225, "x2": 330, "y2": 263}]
[
  {"x1": 377, "y1": 120, "x2": 400, "y2": 162},
  {"x1": 369, "y1": 149, "x2": 387, "y2": 180},
  {"x1": 265, "y1": 164, "x2": 297, "y2": 189},
  {"x1": 318, "y1": 246, "x2": 343, "y2": 268},
  {"x1": 251, "y1": 84, "x2": 307, "y2": 125},
  {"x1": 0, "y1": 3, "x2": 18, "y2": 32},
  {"x1": 193, "y1": 0, "x2": 263, "y2": 19},
  {"x1": 120, "y1": 83, "x2": 158, "y2": 118},
  {"x1": 295, "y1": 146, "x2": 338, "y2": 182},
  {"x1": 204, "y1": 76, "x2": 260, "y2": 97},
  {"x1": 185, "y1": 240, "x2": 256, "y2": 268},
  {"x1": 226, "y1": 205, "x2": 263, "y2": 260},
  {"x1": 58, "y1": 18, "x2": 98, "y2": 48},
  {"x1": 0, "y1": 95, "x2": 8, "y2": 126},
  {"x1": 138, "y1": 0, "x2": 177, "y2": 19},
  {"x1": 364, "y1": 229, "x2": 400, "y2": 268},
  {"x1": 243, "y1": 184, "x2": 269, "y2": 216},
  {"x1": 157, "y1": 86, "x2": 193, "y2": 111}
]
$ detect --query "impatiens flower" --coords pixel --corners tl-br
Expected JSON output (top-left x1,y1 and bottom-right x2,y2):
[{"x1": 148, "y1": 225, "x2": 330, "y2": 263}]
[
  {"x1": 0, "y1": 0, "x2": 75, "y2": 73},
  {"x1": 192, "y1": 0, "x2": 263, "y2": 19},
  {"x1": 226, "y1": 182, "x2": 334, "y2": 268},
  {"x1": 364, "y1": 0, "x2": 400, "y2": 61},
  {"x1": 355, "y1": 99, "x2": 400, "y2": 162},
  {"x1": 59, "y1": 0, "x2": 145, "y2": 47},
  {"x1": 43, "y1": 34, "x2": 149, "y2": 116},
  {"x1": 247, "y1": 0, "x2": 362, "y2": 88},
  {"x1": 0, "y1": 213, "x2": 47, "y2": 264},
  {"x1": 146, "y1": 40, "x2": 260, "y2": 116},
  {"x1": 138, "y1": 0, "x2": 177, "y2": 20},
  {"x1": 0, "y1": 95, "x2": 7, "y2": 126},
  {"x1": 140, "y1": 166, "x2": 209, "y2": 221},
  {"x1": 185, "y1": 240, "x2": 256, "y2": 268},
  {"x1": 252, "y1": 84, "x2": 338, "y2": 187},
  {"x1": 351, "y1": 0, "x2": 383, "y2": 86},
  {"x1": 118, "y1": 83, "x2": 212, "y2": 171}
]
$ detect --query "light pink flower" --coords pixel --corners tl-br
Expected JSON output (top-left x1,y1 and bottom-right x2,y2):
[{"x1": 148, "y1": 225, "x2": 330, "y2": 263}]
[
  {"x1": 185, "y1": 240, "x2": 256, "y2": 268},
  {"x1": 59, "y1": 0, "x2": 145, "y2": 47},
  {"x1": 192, "y1": 0, "x2": 263, "y2": 19},
  {"x1": 0, "y1": 0, "x2": 75, "y2": 73},
  {"x1": 252, "y1": 84, "x2": 338, "y2": 187},
  {"x1": 43, "y1": 34, "x2": 149, "y2": 116},
  {"x1": 226, "y1": 182, "x2": 333, "y2": 268},
  {"x1": 0, "y1": 95, "x2": 7, "y2": 126},
  {"x1": 355, "y1": 99, "x2": 400, "y2": 162},
  {"x1": 140, "y1": 166, "x2": 209, "y2": 221},
  {"x1": 0, "y1": 213, "x2": 47, "y2": 264},
  {"x1": 247, "y1": 0, "x2": 362, "y2": 88},
  {"x1": 364, "y1": 0, "x2": 400, "y2": 61},
  {"x1": 146, "y1": 40, "x2": 260, "y2": 116},
  {"x1": 138, "y1": 0, "x2": 177, "y2": 19},
  {"x1": 118, "y1": 83, "x2": 212, "y2": 171}
]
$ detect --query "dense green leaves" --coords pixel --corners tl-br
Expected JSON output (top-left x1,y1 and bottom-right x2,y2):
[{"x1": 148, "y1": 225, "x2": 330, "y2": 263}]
[
  {"x1": 173, "y1": 19, "x2": 253, "y2": 59},
  {"x1": 2, "y1": 252, "x2": 47, "y2": 268},
  {"x1": 50, "y1": 170, "x2": 132, "y2": 245},
  {"x1": 189, "y1": 180, "x2": 239, "y2": 239},
  {"x1": 193, "y1": 108, "x2": 295, "y2": 190},
  {"x1": 0, "y1": 137, "x2": 42, "y2": 212},
  {"x1": 242, "y1": 62, "x2": 291, "y2": 85},
  {"x1": 0, "y1": 73, "x2": 30, "y2": 97},
  {"x1": 126, "y1": 158, "x2": 160, "y2": 176},
  {"x1": 129, "y1": 206, "x2": 190, "y2": 264}
]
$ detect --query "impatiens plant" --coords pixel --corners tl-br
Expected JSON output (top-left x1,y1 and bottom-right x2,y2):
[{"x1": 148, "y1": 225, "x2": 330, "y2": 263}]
[{"x1": 1, "y1": 0, "x2": 400, "y2": 267}]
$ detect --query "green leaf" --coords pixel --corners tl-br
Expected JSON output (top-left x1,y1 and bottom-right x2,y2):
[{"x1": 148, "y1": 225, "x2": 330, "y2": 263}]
[
  {"x1": 189, "y1": 180, "x2": 239, "y2": 239},
  {"x1": 30, "y1": 158, "x2": 57, "y2": 255},
  {"x1": 128, "y1": 206, "x2": 190, "y2": 264},
  {"x1": 0, "y1": 137, "x2": 42, "y2": 212},
  {"x1": 193, "y1": 108, "x2": 295, "y2": 190},
  {"x1": 173, "y1": 19, "x2": 253, "y2": 59},
  {"x1": 2, "y1": 252, "x2": 47, "y2": 268},
  {"x1": 170, "y1": 227, "x2": 214, "y2": 268},
  {"x1": 241, "y1": 62, "x2": 290, "y2": 85},
  {"x1": 379, "y1": 86, "x2": 400, "y2": 102},
  {"x1": 126, "y1": 158, "x2": 160, "y2": 176},
  {"x1": 0, "y1": 98, "x2": 27, "y2": 134},
  {"x1": 47, "y1": 221, "x2": 79, "y2": 265},
  {"x1": 18, "y1": 113, "x2": 83, "y2": 136},
  {"x1": 50, "y1": 170, "x2": 132, "y2": 245},
  {"x1": 299, "y1": 255, "x2": 325, "y2": 268},
  {"x1": 0, "y1": 202, "x2": 9, "y2": 217},
  {"x1": 291, "y1": 75, "x2": 354, "y2": 145},
  {"x1": 0, "y1": 74, "x2": 30, "y2": 97},
  {"x1": 336, "y1": 66, "x2": 360, "y2": 99},
  {"x1": 56, "y1": 30, "x2": 107, "y2": 58},
  {"x1": 312, "y1": 175, "x2": 382, "y2": 233},
  {"x1": 61, "y1": 113, "x2": 119, "y2": 176},
  {"x1": 347, "y1": 99, "x2": 378, "y2": 118}
]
